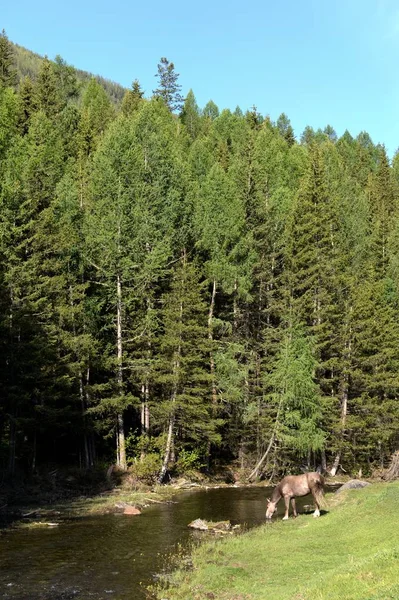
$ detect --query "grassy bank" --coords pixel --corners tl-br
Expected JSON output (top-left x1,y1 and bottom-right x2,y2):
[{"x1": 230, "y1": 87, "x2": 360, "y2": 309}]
[{"x1": 157, "y1": 481, "x2": 399, "y2": 600}]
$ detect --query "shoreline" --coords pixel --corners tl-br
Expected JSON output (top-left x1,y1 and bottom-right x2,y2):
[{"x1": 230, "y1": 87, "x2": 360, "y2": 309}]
[
  {"x1": 154, "y1": 481, "x2": 399, "y2": 600},
  {"x1": 1, "y1": 474, "x2": 354, "y2": 530}
]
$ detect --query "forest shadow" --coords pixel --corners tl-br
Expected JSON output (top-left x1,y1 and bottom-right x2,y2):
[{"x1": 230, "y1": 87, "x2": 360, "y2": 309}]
[{"x1": 0, "y1": 464, "x2": 120, "y2": 528}]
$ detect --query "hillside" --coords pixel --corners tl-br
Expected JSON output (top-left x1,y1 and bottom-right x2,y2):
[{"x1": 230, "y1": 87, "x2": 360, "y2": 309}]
[{"x1": 11, "y1": 41, "x2": 126, "y2": 103}]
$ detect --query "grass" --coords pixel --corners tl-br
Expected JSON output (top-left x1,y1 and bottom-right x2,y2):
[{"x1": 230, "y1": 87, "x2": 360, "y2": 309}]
[{"x1": 157, "y1": 482, "x2": 399, "y2": 600}]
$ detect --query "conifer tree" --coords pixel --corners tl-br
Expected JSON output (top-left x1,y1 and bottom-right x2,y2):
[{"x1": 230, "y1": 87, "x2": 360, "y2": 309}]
[
  {"x1": 0, "y1": 30, "x2": 17, "y2": 88},
  {"x1": 0, "y1": 86, "x2": 19, "y2": 160},
  {"x1": 153, "y1": 57, "x2": 184, "y2": 112},
  {"x1": 34, "y1": 57, "x2": 63, "y2": 119},
  {"x1": 250, "y1": 322, "x2": 325, "y2": 478},
  {"x1": 202, "y1": 100, "x2": 219, "y2": 120},
  {"x1": 277, "y1": 113, "x2": 295, "y2": 147},
  {"x1": 157, "y1": 256, "x2": 218, "y2": 482},
  {"x1": 180, "y1": 89, "x2": 200, "y2": 140},
  {"x1": 78, "y1": 78, "x2": 114, "y2": 156},
  {"x1": 368, "y1": 146, "x2": 396, "y2": 274},
  {"x1": 121, "y1": 79, "x2": 144, "y2": 116},
  {"x1": 53, "y1": 55, "x2": 79, "y2": 103},
  {"x1": 18, "y1": 76, "x2": 36, "y2": 135}
]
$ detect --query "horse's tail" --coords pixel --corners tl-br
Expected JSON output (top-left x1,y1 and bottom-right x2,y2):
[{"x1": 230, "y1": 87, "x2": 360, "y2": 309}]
[{"x1": 313, "y1": 474, "x2": 327, "y2": 507}]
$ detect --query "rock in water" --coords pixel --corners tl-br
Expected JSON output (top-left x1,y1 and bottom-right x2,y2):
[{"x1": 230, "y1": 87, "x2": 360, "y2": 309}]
[
  {"x1": 335, "y1": 480, "x2": 371, "y2": 494},
  {"x1": 123, "y1": 505, "x2": 141, "y2": 515},
  {"x1": 188, "y1": 519, "x2": 233, "y2": 532},
  {"x1": 188, "y1": 518, "x2": 209, "y2": 530}
]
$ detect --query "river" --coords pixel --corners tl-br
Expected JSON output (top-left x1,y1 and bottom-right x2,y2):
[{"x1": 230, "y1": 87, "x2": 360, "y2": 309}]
[{"x1": 0, "y1": 485, "x2": 331, "y2": 600}]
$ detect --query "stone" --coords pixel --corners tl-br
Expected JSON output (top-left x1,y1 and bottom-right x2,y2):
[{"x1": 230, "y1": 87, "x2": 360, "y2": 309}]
[
  {"x1": 188, "y1": 518, "x2": 209, "y2": 530},
  {"x1": 188, "y1": 519, "x2": 234, "y2": 532},
  {"x1": 335, "y1": 480, "x2": 371, "y2": 494},
  {"x1": 123, "y1": 505, "x2": 141, "y2": 515}
]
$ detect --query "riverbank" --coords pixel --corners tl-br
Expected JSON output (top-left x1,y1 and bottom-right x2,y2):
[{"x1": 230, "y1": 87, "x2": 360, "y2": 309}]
[
  {"x1": 0, "y1": 478, "x2": 204, "y2": 527},
  {"x1": 156, "y1": 481, "x2": 399, "y2": 600},
  {"x1": 0, "y1": 467, "x2": 366, "y2": 528},
  {"x1": 0, "y1": 466, "x2": 257, "y2": 527}
]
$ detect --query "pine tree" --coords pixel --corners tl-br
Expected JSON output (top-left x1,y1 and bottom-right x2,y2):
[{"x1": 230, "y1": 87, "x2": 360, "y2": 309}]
[
  {"x1": 203, "y1": 100, "x2": 219, "y2": 120},
  {"x1": 121, "y1": 79, "x2": 144, "y2": 117},
  {"x1": 368, "y1": 146, "x2": 396, "y2": 275},
  {"x1": 0, "y1": 30, "x2": 17, "y2": 88},
  {"x1": 153, "y1": 57, "x2": 184, "y2": 112},
  {"x1": 157, "y1": 256, "x2": 218, "y2": 482},
  {"x1": 250, "y1": 322, "x2": 326, "y2": 478},
  {"x1": 180, "y1": 89, "x2": 200, "y2": 140},
  {"x1": 18, "y1": 76, "x2": 36, "y2": 135},
  {"x1": 0, "y1": 110, "x2": 66, "y2": 473},
  {"x1": 34, "y1": 57, "x2": 63, "y2": 119},
  {"x1": 0, "y1": 86, "x2": 19, "y2": 161},
  {"x1": 53, "y1": 55, "x2": 79, "y2": 103},
  {"x1": 277, "y1": 113, "x2": 295, "y2": 147},
  {"x1": 78, "y1": 78, "x2": 115, "y2": 157}
]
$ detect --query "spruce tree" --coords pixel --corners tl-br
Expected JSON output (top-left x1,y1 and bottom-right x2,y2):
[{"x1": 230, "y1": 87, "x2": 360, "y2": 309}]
[
  {"x1": 18, "y1": 76, "x2": 36, "y2": 135},
  {"x1": 277, "y1": 113, "x2": 295, "y2": 147},
  {"x1": 121, "y1": 79, "x2": 144, "y2": 117},
  {"x1": 34, "y1": 57, "x2": 63, "y2": 119},
  {"x1": 180, "y1": 89, "x2": 201, "y2": 140},
  {"x1": 157, "y1": 256, "x2": 218, "y2": 482},
  {"x1": 203, "y1": 100, "x2": 219, "y2": 120},
  {"x1": 0, "y1": 30, "x2": 17, "y2": 88}
]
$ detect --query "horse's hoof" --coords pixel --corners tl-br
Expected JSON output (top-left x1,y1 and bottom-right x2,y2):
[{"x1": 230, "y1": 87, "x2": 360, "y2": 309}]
[
  {"x1": 282, "y1": 516, "x2": 289, "y2": 520},
  {"x1": 313, "y1": 511, "x2": 320, "y2": 518}
]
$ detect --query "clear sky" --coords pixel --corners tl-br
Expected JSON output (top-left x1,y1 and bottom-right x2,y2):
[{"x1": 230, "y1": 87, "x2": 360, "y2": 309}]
[{"x1": 2, "y1": 0, "x2": 399, "y2": 154}]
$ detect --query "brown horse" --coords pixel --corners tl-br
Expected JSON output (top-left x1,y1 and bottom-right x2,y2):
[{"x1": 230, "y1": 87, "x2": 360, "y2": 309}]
[{"x1": 265, "y1": 472, "x2": 325, "y2": 520}]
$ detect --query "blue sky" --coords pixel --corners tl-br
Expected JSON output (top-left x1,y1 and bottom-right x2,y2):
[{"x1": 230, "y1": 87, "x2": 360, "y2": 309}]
[{"x1": 3, "y1": 0, "x2": 399, "y2": 154}]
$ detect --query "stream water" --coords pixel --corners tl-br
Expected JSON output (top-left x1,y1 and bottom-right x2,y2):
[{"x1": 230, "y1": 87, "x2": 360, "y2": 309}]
[{"x1": 0, "y1": 486, "x2": 330, "y2": 600}]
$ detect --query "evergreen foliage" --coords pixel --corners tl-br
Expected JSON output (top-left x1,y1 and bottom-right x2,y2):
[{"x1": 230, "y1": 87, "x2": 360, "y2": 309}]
[
  {"x1": 0, "y1": 42, "x2": 398, "y2": 481},
  {"x1": 153, "y1": 57, "x2": 184, "y2": 112}
]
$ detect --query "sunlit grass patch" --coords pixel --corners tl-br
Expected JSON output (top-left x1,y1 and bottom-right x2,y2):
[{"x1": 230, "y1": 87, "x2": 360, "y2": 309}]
[{"x1": 156, "y1": 482, "x2": 399, "y2": 600}]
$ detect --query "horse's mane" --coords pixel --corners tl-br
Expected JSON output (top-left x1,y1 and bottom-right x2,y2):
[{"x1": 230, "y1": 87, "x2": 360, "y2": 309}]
[{"x1": 271, "y1": 483, "x2": 282, "y2": 503}]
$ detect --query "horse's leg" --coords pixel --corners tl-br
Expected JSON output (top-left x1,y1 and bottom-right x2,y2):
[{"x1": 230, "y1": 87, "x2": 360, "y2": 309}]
[
  {"x1": 290, "y1": 497, "x2": 297, "y2": 518},
  {"x1": 283, "y1": 495, "x2": 290, "y2": 520},
  {"x1": 311, "y1": 489, "x2": 320, "y2": 518}
]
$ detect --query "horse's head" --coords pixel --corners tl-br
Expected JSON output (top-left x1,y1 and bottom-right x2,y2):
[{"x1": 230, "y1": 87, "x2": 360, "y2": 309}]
[{"x1": 265, "y1": 498, "x2": 277, "y2": 519}]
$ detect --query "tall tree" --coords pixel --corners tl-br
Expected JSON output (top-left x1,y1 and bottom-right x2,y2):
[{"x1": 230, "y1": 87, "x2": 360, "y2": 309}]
[
  {"x1": 277, "y1": 113, "x2": 295, "y2": 147},
  {"x1": 157, "y1": 256, "x2": 218, "y2": 482},
  {"x1": 0, "y1": 30, "x2": 17, "y2": 88},
  {"x1": 180, "y1": 89, "x2": 200, "y2": 140},
  {"x1": 34, "y1": 57, "x2": 63, "y2": 119},
  {"x1": 153, "y1": 57, "x2": 184, "y2": 112},
  {"x1": 121, "y1": 79, "x2": 144, "y2": 117}
]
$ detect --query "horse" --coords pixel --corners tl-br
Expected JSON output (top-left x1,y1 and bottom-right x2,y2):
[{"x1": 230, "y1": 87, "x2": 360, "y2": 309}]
[{"x1": 265, "y1": 472, "x2": 325, "y2": 520}]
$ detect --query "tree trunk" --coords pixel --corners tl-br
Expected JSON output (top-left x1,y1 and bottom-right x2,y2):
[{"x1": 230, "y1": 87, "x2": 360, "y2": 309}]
[
  {"x1": 159, "y1": 353, "x2": 180, "y2": 483},
  {"x1": 233, "y1": 278, "x2": 238, "y2": 332},
  {"x1": 248, "y1": 395, "x2": 283, "y2": 481},
  {"x1": 330, "y1": 319, "x2": 351, "y2": 476},
  {"x1": 79, "y1": 369, "x2": 91, "y2": 469},
  {"x1": 140, "y1": 295, "x2": 152, "y2": 449},
  {"x1": 208, "y1": 279, "x2": 217, "y2": 405},
  {"x1": 248, "y1": 431, "x2": 275, "y2": 481},
  {"x1": 8, "y1": 417, "x2": 16, "y2": 476},
  {"x1": 159, "y1": 413, "x2": 175, "y2": 484},
  {"x1": 116, "y1": 273, "x2": 127, "y2": 470},
  {"x1": 330, "y1": 379, "x2": 348, "y2": 476},
  {"x1": 159, "y1": 260, "x2": 184, "y2": 483}
]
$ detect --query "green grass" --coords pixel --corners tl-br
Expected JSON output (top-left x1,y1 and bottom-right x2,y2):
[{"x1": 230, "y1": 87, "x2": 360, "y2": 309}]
[{"x1": 157, "y1": 482, "x2": 399, "y2": 600}]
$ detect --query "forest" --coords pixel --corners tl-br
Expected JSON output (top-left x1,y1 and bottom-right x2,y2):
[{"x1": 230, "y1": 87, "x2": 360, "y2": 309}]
[{"x1": 0, "y1": 30, "x2": 398, "y2": 485}]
